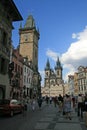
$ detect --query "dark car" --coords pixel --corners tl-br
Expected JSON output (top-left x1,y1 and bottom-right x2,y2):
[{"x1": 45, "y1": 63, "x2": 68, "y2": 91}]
[{"x1": 0, "y1": 99, "x2": 24, "y2": 117}]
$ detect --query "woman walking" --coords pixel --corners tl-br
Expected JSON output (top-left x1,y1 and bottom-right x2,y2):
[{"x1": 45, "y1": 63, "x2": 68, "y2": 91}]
[
  {"x1": 63, "y1": 94, "x2": 72, "y2": 120},
  {"x1": 31, "y1": 96, "x2": 36, "y2": 111},
  {"x1": 37, "y1": 96, "x2": 42, "y2": 110}
]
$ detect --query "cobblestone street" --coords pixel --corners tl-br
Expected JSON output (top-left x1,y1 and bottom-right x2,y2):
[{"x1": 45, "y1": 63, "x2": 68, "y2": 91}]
[
  {"x1": 33, "y1": 103, "x2": 87, "y2": 130},
  {"x1": 0, "y1": 102, "x2": 87, "y2": 130}
]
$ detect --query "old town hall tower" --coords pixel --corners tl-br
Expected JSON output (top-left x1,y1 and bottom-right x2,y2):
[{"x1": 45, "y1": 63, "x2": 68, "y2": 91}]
[
  {"x1": 19, "y1": 15, "x2": 41, "y2": 96},
  {"x1": 19, "y1": 15, "x2": 40, "y2": 71}
]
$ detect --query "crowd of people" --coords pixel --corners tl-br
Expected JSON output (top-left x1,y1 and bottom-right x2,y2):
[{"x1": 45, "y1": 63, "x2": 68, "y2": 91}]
[
  {"x1": 45, "y1": 94, "x2": 72, "y2": 120},
  {"x1": 44, "y1": 93, "x2": 87, "y2": 120},
  {"x1": 22, "y1": 92, "x2": 87, "y2": 120}
]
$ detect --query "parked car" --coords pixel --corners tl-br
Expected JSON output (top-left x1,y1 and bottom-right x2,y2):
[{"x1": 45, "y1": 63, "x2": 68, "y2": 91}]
[{"x1": 0, "y1": 99, "x2": 24, "y2": 117}]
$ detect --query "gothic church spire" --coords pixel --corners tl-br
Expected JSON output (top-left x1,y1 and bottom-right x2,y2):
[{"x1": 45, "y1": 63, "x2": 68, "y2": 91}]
[
  {"x1": 45, "y1": 58, "x2": 50, "y2": 70},
  {"x1": 55, "y1": 57, "x2": 62, "y2": 70}
]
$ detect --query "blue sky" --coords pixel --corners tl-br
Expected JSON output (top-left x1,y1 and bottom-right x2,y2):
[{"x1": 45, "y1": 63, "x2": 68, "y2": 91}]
[{"x1": 13, "y1": 0, "x2": 87, "y2": 85}]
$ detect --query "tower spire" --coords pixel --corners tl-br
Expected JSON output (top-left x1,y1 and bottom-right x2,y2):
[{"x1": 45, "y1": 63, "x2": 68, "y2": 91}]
[
  {"x1": 24, "y1": 15, "x2": 36, "y2": 28},
  {"x1": 45, "y1": 58, "x2": 50, "y2": 70},
  {"x1": 55, "y1": 57, "x2": 62, "y2": 70}
]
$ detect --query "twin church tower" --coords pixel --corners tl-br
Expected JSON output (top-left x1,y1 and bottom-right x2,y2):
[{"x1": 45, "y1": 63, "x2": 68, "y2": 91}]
[{"x1": 44, "y1": 58, "x2": 63, "y2": 87}]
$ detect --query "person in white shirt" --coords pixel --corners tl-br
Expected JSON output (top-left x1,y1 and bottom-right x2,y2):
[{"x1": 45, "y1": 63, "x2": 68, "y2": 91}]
[{"x1": 31, "y1": 96, "x2": 36, "y2": 111}]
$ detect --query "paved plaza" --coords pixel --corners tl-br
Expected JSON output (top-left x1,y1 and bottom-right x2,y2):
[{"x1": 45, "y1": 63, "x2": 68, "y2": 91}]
[
  {"x1": 0, "y1": 102, "x2": 87, "y2": 130},
  {"x1": 33, "y1": 103, "x2": 87, "y2": 130}
]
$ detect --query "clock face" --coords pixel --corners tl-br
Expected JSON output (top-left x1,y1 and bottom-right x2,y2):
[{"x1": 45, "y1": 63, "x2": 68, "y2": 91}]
[{"x1": 21, "y1": 33, "x2": 33, "y2": 42}]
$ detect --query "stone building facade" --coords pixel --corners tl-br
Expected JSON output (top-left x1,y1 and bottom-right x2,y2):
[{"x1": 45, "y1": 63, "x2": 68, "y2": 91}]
[
  {"x1": 68, "y1": 75, "x2": 74, "y2": 96},
  {"x1": 67, "y1": 66, "x2": 87, "y2": 96},
  {"x1": 77, "y1": 66, "x2": 87, "y2": 95},
  {"x1": 23, "y1": 57, "x2": 33, "y2": 99},
  {"x1": 0, "y1": 0, "x2": 22, "y2": 99},
  {"x1": 10, "y1": 48, "x2": 24, "y2": 99},
  {"x1": 74, "y1": 72, "x2": 79, "y2": 96}
]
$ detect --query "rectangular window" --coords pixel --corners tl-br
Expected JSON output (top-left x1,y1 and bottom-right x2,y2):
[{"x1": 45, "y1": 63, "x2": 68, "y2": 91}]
[
  {"x1": 25, "y1": 67, "x2": 26, "y2": 72},
  {"x1": 27, "y1": 68, "x2": 28, "y2": 73},
  {"x1": 0, "y1": 58, "x2": 6, "y2": 74},
  {"x1": 1, "y1": 29, "x2": 7, "y2": 46},
  {"x1": 24, "y1": 75, "x2": 26, "y2": 83}
]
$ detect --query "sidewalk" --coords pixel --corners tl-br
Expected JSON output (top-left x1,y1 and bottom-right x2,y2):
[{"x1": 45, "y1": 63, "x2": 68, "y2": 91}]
[{"x1": 33, "y1": 103, "x2": 87, "y2": 130}]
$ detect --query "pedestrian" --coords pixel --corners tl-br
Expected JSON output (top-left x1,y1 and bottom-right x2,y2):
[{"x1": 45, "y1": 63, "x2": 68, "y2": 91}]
[
  {"x1": 84, "y1": 93, "x2": 87, "y2": 126},
  {"x1": 72, "y1": 96, "x2": 75, "y2": 108},
  {"x1": 49, "y1": 96, "x2": 52, "y2": 104},
  {"x1": 58, "y1": 94, "x2": 63, "y2": 112},
  {"x1": 53, "y1": 96, "x2": 58, "y2": 107},
  {"x1": 45, "y1": 95, "x2": 49, "y2": 104},
  {"x1": 31, "y1": 96, "x2": 36, "y2": 111},
  {"x1": 63, "y1": 94, "x2": 72, "y2": 120},
  {"x1": 84, "y1": 93, "x2": 87, "y2": 111},
  {"x1": 37, "y1": 96, "x2": 42, "y2": 109},
  {"x1": 77, "y1": 94, "x2": 83, "y2": 118}
]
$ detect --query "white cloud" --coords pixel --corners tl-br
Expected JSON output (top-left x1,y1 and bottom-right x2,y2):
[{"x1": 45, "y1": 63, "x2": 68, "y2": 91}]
[
  {"x1": 63, "y1": 64, "x2": 75, "y2": 81},
  {"x1": 61, "y1": 26, "x2": 87, "y2": 80},
  {"x1": 72, "y1": 33, "x2": 77, "y2": 39},
  {"x1": 72, "y1": 26, "x2": 87, "y2": 40},
  {"x1": 46, "y1": 48, "x2": 59, "y2": 61}
]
